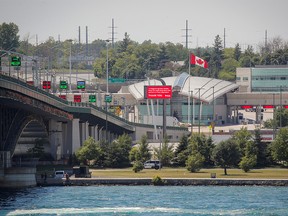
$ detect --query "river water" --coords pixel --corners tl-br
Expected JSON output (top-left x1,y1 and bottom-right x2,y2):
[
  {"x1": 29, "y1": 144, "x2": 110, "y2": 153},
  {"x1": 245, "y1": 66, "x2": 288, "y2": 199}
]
[{"x1": 1, "y1": 186, "x2": 288, "y2": 215}]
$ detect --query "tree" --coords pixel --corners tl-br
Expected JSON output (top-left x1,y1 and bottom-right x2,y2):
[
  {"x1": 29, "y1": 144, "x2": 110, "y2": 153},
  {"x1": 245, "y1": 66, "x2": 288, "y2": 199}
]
[
  {"x1": 270, "y1": 128, "x2": 288, "y2": 166},
  {"x1": 117, "y1": 32, "x2": 133, "y2": 53},
  {"x1": 76, "y1": 137, "x2": 102, "y2": 165},
  {"x1": 137, "y1": 135, "x2": 151, "y2": 162},
  {"x1": 173, "y1": 134, "x2": 189, "y2": 167},
  {"x1": 0, "y1": 22, "x2": 20, "y2": 51},
  {"x1": 188, "y1": 133, "x2": 214, "y2": 166},
  {"x1": 210, "y1": 35, "x2": 224, "y2": 78},
  {"x1": 212, "y1": 139, "x2": 241, "y2": 175},
  {"x1": 186, "y1": 153, "x2": 204, "y2": 172},
  {"x1": 254, "y1": 129, "x2": 270, "y2": 167},
  {"x1": 104, "y1": 134, "x2": 132, "y2": 168},
  {"x1": 154, "y1": 136, "x2": 174, "y2": 166},
  {"x1": 27, "y1": 138, "x2": 47, "y2": 159},
  {"x1": 232, "y1": 127, "x2": 252, "y2": 156},
  {"x1": 239, "y1": 141, "x2": 257, "y2": 172},
  {"x1": 275, "y1": 108, "x2": 288, "y2": 128},
  {"x1": 129, "y1": 135, "x2": 151, "y2": 164},
  {"x1": 234, "y1": 43, "x2": 242, "y2": 61}
]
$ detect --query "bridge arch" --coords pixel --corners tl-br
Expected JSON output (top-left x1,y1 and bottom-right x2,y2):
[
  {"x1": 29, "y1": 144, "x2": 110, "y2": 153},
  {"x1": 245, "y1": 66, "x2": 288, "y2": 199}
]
[{"x1": 4, "y1": 111, "x2": 49, "y2": 157}]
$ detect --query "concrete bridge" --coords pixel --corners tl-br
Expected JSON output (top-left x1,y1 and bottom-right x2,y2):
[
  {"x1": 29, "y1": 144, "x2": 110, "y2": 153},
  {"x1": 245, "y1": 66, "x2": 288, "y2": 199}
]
[{"x1": 0, "y1": 73, "x2": 188, "y2": 187}]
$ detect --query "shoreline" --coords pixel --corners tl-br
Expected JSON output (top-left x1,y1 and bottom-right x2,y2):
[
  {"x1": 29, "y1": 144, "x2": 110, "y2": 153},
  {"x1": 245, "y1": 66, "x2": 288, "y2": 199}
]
[{"x1": 37, "y1": 177, "x2": 288, "y2": 187}]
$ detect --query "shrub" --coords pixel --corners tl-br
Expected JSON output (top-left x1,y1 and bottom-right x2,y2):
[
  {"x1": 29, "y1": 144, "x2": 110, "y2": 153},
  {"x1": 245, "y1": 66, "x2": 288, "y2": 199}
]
[
  {"x1": 186, "y1": 153, "x2": 204, "y2": 172},
  {"x1": 132, "y1": 161, "x2": 144, "y2": 173},
  {"x1": 152, "y1": 175, "x2": 166, "y2": 186},
  {"x1": 239, "y1": 155, "x2": 257, "y2": 172}
]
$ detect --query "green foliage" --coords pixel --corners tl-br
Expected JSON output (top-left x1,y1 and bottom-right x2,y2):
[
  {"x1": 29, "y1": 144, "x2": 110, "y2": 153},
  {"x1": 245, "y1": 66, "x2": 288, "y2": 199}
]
[
  {"x1": 188, "y1": 133, "x2": 214, "y2": 166},
  {"x1": 0, "y1": 22, "x2": 20, "y2": 51},
  {"x1": 129, "y1": 135, "x2": 151, "y2": 164},
  {"x1": 234, "y1": 43, "x2": 242, "y2": 61},
  {"x1": 27, "y1": 138, "x2": 47, "y2": 159},
  {"x1": 129, "y1": 146, "x2": 139, "y2": 162},
  {"x1": 253, "y1": 129, "x2": 271, "y2": 167},
  {"x1": 104, "y1": 134, "x2": 132, "y2": 168},
  {"x1": 151, "y1": 175, "x2": 166, "y2": 186},
  {"x1": 186, "y1": 153, "x2": 205, "y2": 172},
  {"x1": 210, "y1": 35, "x2": 224, "y2": 78},
  {"x1": 76, "y1": 137, "x2": 102, "y2": 165},
  {"x1": 174, "y1": 134, "x2": 189, "y2": 166},
  {"x1": 239, "y1": 155, "x2": 257, "y2": 172},
  {"x1": 232, "y1": 127, "x2": 253, "y2": 156},
  {"x1": 239, "y1": 140, "x2": 257, "y2": 172},
  {"x1": 275, "y1": 108, "x2": 288, "y2": 128},
  {"x1": 132, "y1": 160, "x2": 144, "y2": 173},
  {"x1": 212, "y1": 139, "x2": 241, "y2": 175},
  {"x1": 153, "y1": 136, "x2": 174, "y2": 166},
  {"x1": 270, "y1": 128, "x2": 288, "y2": 165},
  {"x1": 138, "y1": 135, "x2": 151, "y2": 163}
]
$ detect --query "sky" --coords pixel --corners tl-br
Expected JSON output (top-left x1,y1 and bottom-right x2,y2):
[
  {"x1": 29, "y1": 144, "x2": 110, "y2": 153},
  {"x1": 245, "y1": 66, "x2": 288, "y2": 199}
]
[{"x1": 1, "y1": 0, "x2": 288, "y2": 50}]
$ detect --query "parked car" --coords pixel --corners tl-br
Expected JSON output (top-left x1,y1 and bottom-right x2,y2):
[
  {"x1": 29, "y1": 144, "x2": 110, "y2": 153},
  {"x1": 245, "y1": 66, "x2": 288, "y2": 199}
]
[
  {"x1": 144, "y1": 160, "x2": 162, "y2": 169},
  {"x1": 54, "y1": 170, "x2": 65, "y2": 179}
]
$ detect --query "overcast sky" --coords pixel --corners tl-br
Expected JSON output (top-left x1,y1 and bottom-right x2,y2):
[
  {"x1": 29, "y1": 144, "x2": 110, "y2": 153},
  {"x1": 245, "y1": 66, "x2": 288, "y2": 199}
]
[{"x1": 1, "y1": 0, "x2": 288, "y2": 49}]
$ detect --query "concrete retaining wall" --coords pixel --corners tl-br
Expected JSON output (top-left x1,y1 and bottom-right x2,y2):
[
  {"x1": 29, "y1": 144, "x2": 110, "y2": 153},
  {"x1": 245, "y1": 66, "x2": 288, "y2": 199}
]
[{"x1": 63, "y1": 178, "x2": 288, "y2": 186}]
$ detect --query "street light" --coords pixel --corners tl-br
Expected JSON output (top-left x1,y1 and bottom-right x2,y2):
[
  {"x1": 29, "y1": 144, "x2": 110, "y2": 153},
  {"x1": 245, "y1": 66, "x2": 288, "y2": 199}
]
[
  {"x1": 106, "y1": 39, "x2": 110, "y2": 94},
  {"x1": 67, "y1": 39, "x2": 73, "y2": 92},
  {"x1": 196, "y1": 87, "x2": 204, "y2": 134},
  {"x1": 105, "y1": 39, "x2": 110, "y2": 142},
  {"x1": 189, "y1": 90, "x2": 193, "y2": 134}
]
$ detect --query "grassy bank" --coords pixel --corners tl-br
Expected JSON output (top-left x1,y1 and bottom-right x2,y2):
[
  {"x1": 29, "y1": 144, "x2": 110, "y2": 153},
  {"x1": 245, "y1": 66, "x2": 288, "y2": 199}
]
[{"x1": 90, "y1": 168, "x2": 288, "y2": 179}]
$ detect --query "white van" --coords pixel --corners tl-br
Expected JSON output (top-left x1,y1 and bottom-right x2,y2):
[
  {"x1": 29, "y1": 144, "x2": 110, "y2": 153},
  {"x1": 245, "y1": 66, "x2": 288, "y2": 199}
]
[
  {"x1": 144, "y1": 160, "x2": 161, "y2": 169},
  {"x1": 54, "y1": 170, "x2": 65, "y2": 179}
]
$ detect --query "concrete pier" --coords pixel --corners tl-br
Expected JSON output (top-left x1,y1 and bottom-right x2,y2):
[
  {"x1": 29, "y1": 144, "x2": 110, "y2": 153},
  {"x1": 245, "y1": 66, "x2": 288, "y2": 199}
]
[{"x1": 0, "y1": 167, "x2": 36, "y2": 188}]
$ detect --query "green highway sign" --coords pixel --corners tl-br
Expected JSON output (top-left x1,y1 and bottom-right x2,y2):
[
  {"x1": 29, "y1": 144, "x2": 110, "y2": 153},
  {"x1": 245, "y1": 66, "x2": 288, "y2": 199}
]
[
  {"x1": 60, "y1": 81, "x2": 68, "y2": 89},
  {"x1": 89, "y1": 95, "x2": 96, "y2": 102},
  {"x1": 77, "y1": 81, "x2": 86, "y2": 89},
  {"x1": 108, "y1": 78, "x2": 126, "y2": 83},
  {"x1": 105, "y1": 94, "x2": 112, "y2": 103},
  {"x1": 11, "y1": 56, "x2": 21, "y2": 66}
]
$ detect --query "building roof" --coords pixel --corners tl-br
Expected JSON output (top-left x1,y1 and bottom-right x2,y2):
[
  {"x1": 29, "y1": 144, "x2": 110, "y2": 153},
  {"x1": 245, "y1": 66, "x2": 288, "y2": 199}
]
[{"x1": 128, "y1": 73, "x2": 239, "y2": 103}]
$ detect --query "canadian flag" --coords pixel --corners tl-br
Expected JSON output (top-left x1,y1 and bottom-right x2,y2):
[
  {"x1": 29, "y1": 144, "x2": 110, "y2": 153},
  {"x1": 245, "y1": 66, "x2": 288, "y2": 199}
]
[{"x1": 190, "y1": 54, "x2": 208, "y2": 69}]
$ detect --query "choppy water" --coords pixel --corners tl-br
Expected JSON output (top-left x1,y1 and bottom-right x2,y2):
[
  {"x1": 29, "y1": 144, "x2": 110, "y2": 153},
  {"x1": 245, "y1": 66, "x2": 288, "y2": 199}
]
[{"x1": 1, "y1": 186, "x2": 288, "y2": 215}]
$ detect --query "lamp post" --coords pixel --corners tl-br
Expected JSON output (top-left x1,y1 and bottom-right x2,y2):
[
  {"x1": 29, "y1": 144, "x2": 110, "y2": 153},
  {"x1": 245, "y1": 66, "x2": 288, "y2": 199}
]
[
  {"x1": 106, "y1": 39, "x2": 110, "y2": 94},
  {"x1": 158, "y1": 126, "x2": 162, "y2": 170},
  {"x1": 273, "y1": 93, "x2": 276, "y2": 140},
  {"x1": 189, "y1": 90, "x2": 193, "y2": 134},
  {"x1": 196, "y1": 87, "x2": 204, "y2": 134},
  {"x1": 67, "y1": 40, "x2": 73, "y2": 92},
  {"x1": 280, "y1": 85, "x2": 282, "y2": 128},
  {"x1": 105, "y1": 40, "x2": 110, "y2": 142}
]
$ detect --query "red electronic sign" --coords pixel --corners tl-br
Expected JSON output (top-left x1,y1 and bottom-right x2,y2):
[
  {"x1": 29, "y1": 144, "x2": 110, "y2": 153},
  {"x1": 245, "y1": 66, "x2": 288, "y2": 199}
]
[
  {"x1": 284, "y1": 105, "x2": 288, "y2": 109},
  {"x1": 241, "y1": 105, "x2": 253, "y2": 109},
  {"x1": 263, "y1": 105, "x2": 274, "y2": 109},
  {"x1": 74, "y1": 95, "x2": 81, "y2": 102},
  {"x1": 42, "y1": 81, "x2": 51, "y2": 89},
  {"x1": 59, "y1": 95, "x2": 67, "y2": 100},
  {"x1": 144, "y1": 85, "x2": 172, "y2": 99}
]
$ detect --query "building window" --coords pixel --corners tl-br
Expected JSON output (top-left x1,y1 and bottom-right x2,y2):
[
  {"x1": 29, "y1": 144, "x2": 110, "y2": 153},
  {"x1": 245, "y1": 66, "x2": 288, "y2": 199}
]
[
  {"x1": 236, "y1": 77, "x2": 241, "y2": 81},
  {"x1": 281, "y1": 77, "x2": 286, "y2": 80},
  {"x1": 243, "y1": 77, "x2": 248, "y2": 81}
]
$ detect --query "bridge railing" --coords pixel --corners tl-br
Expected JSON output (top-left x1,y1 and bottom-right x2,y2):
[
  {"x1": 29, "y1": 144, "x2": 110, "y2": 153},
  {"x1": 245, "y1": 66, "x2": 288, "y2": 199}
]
[{"x1": 1, "y1": 73, "x2": 187, "y2": 132}]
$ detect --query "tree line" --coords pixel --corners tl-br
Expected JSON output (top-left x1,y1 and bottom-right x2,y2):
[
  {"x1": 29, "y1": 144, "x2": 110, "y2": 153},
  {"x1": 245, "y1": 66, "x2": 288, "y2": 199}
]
[
  {"x1": 1, "y1": 22, "x2": 288, "y2": 81},
  {"x1": 75, "y1": 127, "x2": 288, "y2": 174}
]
